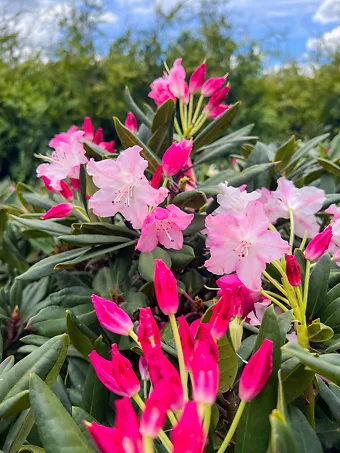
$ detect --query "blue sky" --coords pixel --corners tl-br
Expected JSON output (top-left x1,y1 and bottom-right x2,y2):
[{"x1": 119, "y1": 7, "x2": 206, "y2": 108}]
[{"x1": 3, "y1": 0, "x2": 340, "y2": 65}]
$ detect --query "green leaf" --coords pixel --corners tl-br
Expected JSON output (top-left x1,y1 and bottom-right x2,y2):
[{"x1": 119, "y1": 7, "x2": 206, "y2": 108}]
[
  {"x1": 244, "y1": 142, "x2": 271, "y2": 190},
  {"x1": 283, "y1": 341, "x2": 340, "y2": 385},
  {"x1": 317, "y1": 375, "x2": 340, "y2": 420},
  {"x1": 281, "y1": 357, "x2": 315, "y2": 403},
  {"x1": 29, "y1": 374, "x2": 96, "y2": 453},
  {"x1": 308, "y1": 318, "x2": 334, "y2": 342},
  {"x1": 307, "y1": 253, "x2": 331, "y2": 319},
  {"x1": 217, "y1": 335, "x2": 238, "y2": 393},
  {"x1": 77, "y1": 222, "x2": 139, "y2": 238},
  {"x1": 192, "y1": 102, "x2": 241, "y2": 151},
  {"x1": 269, "y1": 409, "x2": 298, "y2": 453},
  {"x1": 0, "y1": 391, "x2": 30, "y2": 418},
  {"x1": 236, "y1": 306, "x2": 283, "y2": 453},
  {"x1": 17, "y1": 248, "x2": 90, "y2": 281},
  {"x1": 285, "y1": 133, "x2": 330, "y2": 172},
  {"x1": 11, "y1": 215, "x2": 71, "y2": 236},
  {"x1": 148, "y1": 99, "x2": 175, "y2": 156},
  {"x1": 317, "y1": 158, "x2": 340, "y2": 176},
  {"x1": 275, "y1": 136, "x2": 297, "y2": 171},
  {"x1": 113, "y1": 116, "x2": 160, "y2": 171},
  {"x1": 323, "y1": 194, "x2": 340, "y2": 210},
  {"x1": 172, "y1": 190, "x2": 207, "y2": 210},
  {"x1": 167, "y1": 245, "x2": 195, "y2": 269},
  {"x1": 124, "y1": 86, "x2": 152, "y2": 128},
  {"x1": 288, "y1": 407, "x2": 323, "y2": 453},
  {"x1": 66, "y1": 311, "x2": 94, "y2": 359},
  {"x1": 83, "y1": 141, "x2": 112, "y2": 159},
  {"x1": 321, "y1": 298, "x2": 340, "y2": 328},
  {"x1": 58, "y1": 234, "x2": 132, "y2": 246},
  {"x1": 138, "y1": 247, "x2": 172, "y2": 282},
  {"x1": 19, "y1": 447, "x2": 45, "y2": 453}
]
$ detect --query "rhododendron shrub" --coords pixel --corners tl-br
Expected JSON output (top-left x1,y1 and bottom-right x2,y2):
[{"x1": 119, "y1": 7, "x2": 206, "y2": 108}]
[{"x1": 1, "y1": 58, "x2": 340, "y2": 453}]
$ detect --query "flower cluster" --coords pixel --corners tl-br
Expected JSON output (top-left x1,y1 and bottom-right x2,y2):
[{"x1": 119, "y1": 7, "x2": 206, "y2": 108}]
[{"x1": 87, "y1": 260, "x2": 273, "y2": 453}]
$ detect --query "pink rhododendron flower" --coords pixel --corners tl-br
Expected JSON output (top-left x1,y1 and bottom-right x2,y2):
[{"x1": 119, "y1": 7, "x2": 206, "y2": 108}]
[
  {"x1": 154, "y1": 259, "x2": 179, "y2": 315},
  {"x1": 215, "y1": 182, "x2": 261, "y2": 216},
  {"x1": 87, "y1": 423, "x2": 120, "y2": 453},
  {"x1": 262, "y1": 177, "x2": 325, "y2": 238},
  {"x1": 139, "y1": 356, "x2": 149, "y2": 381},
  {"x1": 171, "y1": 402, "x2": 205, "y2": 453},
  {"x1": 138, "y1": 307, "x2": 161, "y2": 352},
  {"x1": 92, "y1": 294, "x2": 133, "y2": 336},
  {"x1": 162, "y1": 139, "x2": 193, "y2": 177},
  {"x1": 41, "y1": 176, "x2": 74, "y2": 200},
  {"x1": 198, "y1": 323, "x2": 219, "y2": 360},
  {"x1": 136, "y1": 205, "x2": 194, "y2": 253},
  {"x1": 150, "y1": 165, "x2": 163, "y2": 189},
  {"x1": 216, "y1": 274, "x2": 262, "y2": 316},
  {"x1": 189, "y1": 62, "x2": 206, "y2": 94},
  {"x1": 87, "y1": 146, "x2": 168, "y2": 229},
  {"x1": 37, "y1": 130, "x2": 88, "y2": 192},
  {"x1": 246, "y1": 300, "x2": 271, "y2": 326},
  {"x1": 115, "y1": 398, "x2": 142, "y2": 453},
  {"x1": 168, "y1": 58, "x2": 188, "y2": 100},
  {"x1": 256, "y1": 188, "x2": 279, "y2": 223},
  {"x1": 286, "y1": 255, "x2": 301, "y2": 286},
  {"x1": 305, "y1": 225, "x2": 332, "y2": 261},
  {"x1": 209, "y1": 289, "x2": 233, "y2": 340},
  {"x1": 191, "y1": 340, "x2": 219, "y2": 405},
  {"x1": 206, "y1": 103, "x2": 229, "y2": 119},
  {"x1": 41, "y1": 203, "x2": 73, "y2": 220},
  {"x1": 201, "y1": 76, "x2": 226, "y2": 97},
  {"x1": 325, "y1": 204, "x2": 340, "y2": 220},
  {"x1": 82, "y1": 117, "x2": 115, "y2": 153},
  {"x1": 125, "y1": 112, "x2": 138, "y2": 133},
  {"x1": 49, "y1": 125, "x2": 78, "y2": 149},
  {"x1": 204, "y1": 201, "x2": 290, "y2": 289},
  {"x1": 239, "y1": 338, "x2": 273, "y2": 401},
  {"x1": 140, "y1": 381, "x2": 172, "y2": 438},
  {"x1": 203, "y1": 86, "x2": 230, "y2": 113},
  {"x1": 178, "y1": 316, "x2": 195, "y2": 370}
]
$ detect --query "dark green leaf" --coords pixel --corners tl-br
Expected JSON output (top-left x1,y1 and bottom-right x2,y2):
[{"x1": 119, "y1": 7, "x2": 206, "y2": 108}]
[
  {"x1": 167, "y1": 245, "x2": 195, "y2": 269},
  {"x1": 149, "y1": 99, "x2": 175, "y2": 156},
  {"x1": 124, "y1": 86, "x2": 152, "y2": 128},
  {"x1": 269, "y1": 409, "x2": 297, "y2": 453},
  {"x1": 307, "y1": 253, "x2": 331, "y2": 319},
  {"x1": 288, "y1": 407, "x2": 323, "y2": 453},
  {"x1": 172, "y1": 190, "x2": 207, "y2": 209},
  {"x1": 138, "y1": 247, "x2": 172, "y2": 282}
]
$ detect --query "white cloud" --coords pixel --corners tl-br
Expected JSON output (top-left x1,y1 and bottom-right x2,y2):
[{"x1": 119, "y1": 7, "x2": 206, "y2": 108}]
[
  {"x1": 314, "y1": 0, "x2": 340, "y2": 23},
  {"x1": 307, "y1": 25, "x2": 340, "y2": 52}
]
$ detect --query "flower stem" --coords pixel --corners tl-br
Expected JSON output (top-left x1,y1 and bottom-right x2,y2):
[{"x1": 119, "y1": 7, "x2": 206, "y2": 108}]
[
  {"x1": 264, "y1": 290, "x2": 289, "y2": 304},
  {"x1": 192, "y1": 94, "x2": 204, "y2": 124},
  {"x1": 188, "y1": 93, "x2": 194, "y2": 128},
  {"x1": 133, "y1": 394, "x2": 173, "y2": 452},
  {"x1": 169, "y1": 313, "x2": 189, "y2": 401},
  {"x1": 262, "y1": 271, "x2": 288, "y2": 297},
  {"x1": 289, "y1": 208, "x2": 295, "y2": 252},
  {"x1": 129, "y1": 329, "x2": 139, "y2": 345},
  {"x1": 203, "y1": 404, "x2": 212, "y2": 436},
  {"x1": 217, "y1": 400, "x2": 247, "y2": 453},
  {"x1": 179, "y1": 99, "x2": 186, "y2": 134},
  {"x1": 73, "y1": 206, "x2": 90, "y2": 222},
  {"x1": 260, "y1": 289, "x2": 289, "y2": 312},
  {"x1": 143, "y1": 436, "x2": 154, "y2": 453},
  {"x1": 299, "y1": 230, "x2": 308, "y2": 250},
  {"x1": 303, "y1": 260, "x2": 311, "y2": 311},
  {"x1": 174, "y1": 118, "x2": 183, "y2": 137}
]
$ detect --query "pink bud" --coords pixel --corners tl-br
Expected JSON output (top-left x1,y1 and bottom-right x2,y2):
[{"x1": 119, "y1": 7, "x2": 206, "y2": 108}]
[
  {"x1": 178, "y1": 316, "x2": 195, "y2": 371},
  {"x1": 239, "y1": 338, "x2": 273, "y2": 401},
  {"x1": 198, "y1": 323, "x2": 219, "y2": 360},
  {"x1": 87, "y1": 423, "x2": 120, "y2": 453},
  {"x1": 171, "y1": 402, "x2": 205, "y2": 453},
  {"x1": 115, "y1": 397, "x2": 142, "y2": 453},
  {"x1": 162, "y1": 139, "x2": 193, "y2": 177},
  {"x1": 92, "y1": 294, "x2": 133, "y2": 336},
  {"x1": 286, "y1": 255, "x2": 301, "y2": 286},
  {"x1": 304, "y1": 225, "x2": 332, "y2": 261},
  {"x1": 70, "y1": 178, "x2": 80, "y2": 191},
  {"x1": 154, "y1": 259, "x2": 179, "y2": 315},
  {"x1": 150, "y1": 165, "x2": 163, "y2": 189},
  {"x1": 189, "y1": 63, "x2": 206, "y2": 94},
  {"x1": 169, "y1": 58, "x2": 187, "y2": 99},
  {"x1": 206, "y1": 104, "x2": 229, "y2": 119},
  {"x1": 191, "y1": 340, "x2": 219, "y2": 405},
  {"x1": 41, "y1": 203, "x2": 73, "y2": 220},
  {"x1": 93, "y1": 128, "x2": 104, "y2": 145},
  {"x1": 201, "y1": 77, "x2": 226, "y2": 97},
  {"x1": 41, "y1": 177, "x2": 73, "y2": 200},
  {"x1": 204, "y1": 86, "x2": 230, "y2": 112},
  {"x1": 140, "y1": 382, "x2": 172, "y2": 438},
  {"x1": 82, "y1": 116, "x2": 95, "y2": 141},
  {"x1": 146, "y1": 345, "x2": 183, "y2": 411},
  {"x1": 139, "y1": 356, "x2": 149, "y2": 380},
  {"x1": 138, "y1": 307, "x2": 161, "y2": 352},
  {"x1": 209, "y1": 289, "x2": 233, "y2": 340},
  {"x1": 125, "y1": 112, "x2": 138, "y2": 133}
]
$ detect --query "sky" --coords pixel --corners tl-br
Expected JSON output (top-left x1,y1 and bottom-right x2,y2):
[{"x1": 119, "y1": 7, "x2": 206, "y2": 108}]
[{"x1": 2, "y1": 0, "x2": 340, "y2": 65}]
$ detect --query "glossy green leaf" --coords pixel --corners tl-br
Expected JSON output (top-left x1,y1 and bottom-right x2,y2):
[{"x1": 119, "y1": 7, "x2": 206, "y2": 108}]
[
  {"x1": 138, "y1": 247, "x2": 172, "y2": 282},
  {"x1": 124, "y1": 86, "x2": 152, "y2": 128},
  {"x1": 281, "y1": 357, "x2": 315, "y2": 403},
  {"x1": 317, "y1": 375, "x2": 340, "y2": 420},
  {"x1": 269, "y1": 409, "x2": 297, "y2": 453},
  {"x1": 218, "y1": 335, "x2": 238, "y2": 393},
  {"x1": 172, "y1": 190, "x2": 207, "y2": 209},
  {"x1": 275, "y1": 136, "x2": 297, "y2": 171},
  {"x1": 83, "y1": 141, "x2": 112, "y2": 159},
  {"x1": 308, "y1": 318, "x2": 334, "y2": 342},
  {"x1": 58, "y1": 234, "x2": 131, "y2": 246},
  {"x1": 66, "y1": 311, "x2": 94, "y2": 359},
  {"x1": 307, "y1": 253, "x2": 331, "y2": 318},
  {"x1": 167, "y1": 245, "x2": 195, "y2": 269},
  {"x1": 317, "y1": 158, "x2": 340, "y2": 176},
  {"x1": 11, "y1": 215, "x2": 71, "y2": 236},
  {"x1": 29, "y1": 374, "x2": 96, "y2": 453},
  {"x1": 19, "y1": 447, "x2": 45, "y2": 453},
  {"x1": 0, "y1": 391, "x2": 30, "y2": 418},
  {"x1": 288, "y1": 407, "x2": 323, "y2": 453},
  {"x1": 148, "y1": 99, "x2": 175, "y2": 156}
]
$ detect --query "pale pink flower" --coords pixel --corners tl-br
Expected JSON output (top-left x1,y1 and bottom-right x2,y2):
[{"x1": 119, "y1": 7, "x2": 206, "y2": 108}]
[
  {"x1": 215, "y1": 182, "x2": 261, "y2": 216},
  {"x1": 149, "y1": 77, "x2": 176, "y2": 106},
  {"x1": 87, "y1": 146, "x2": 168, "y2": 229},
  {"x1": 256, "y1": 188, "x2": 279, "y2": 223},
  {"x1": 246, "y1": 299, "x2": 271, "y2": 326},
  {"x1": 204, "y1": 201, "x2": 290, "y2": 289},
  {"x1": 168, "y1": 58, "x2": 188, "y2": 100},
  {"x1": 37, "y1": 130, "x2": 88, "y2": 191},
  {"x1": 263, "y1": 178, "x2": 325, "y2": 238},
  {"x1": 49, "y1": 125, "x2": 78, "y2": 149},
  {"x1": 136, "y1": 205, "x2": 193, "y2": 252},
  {"x1": 325, "y1": 204, "x2": 340, "y2": 220}
]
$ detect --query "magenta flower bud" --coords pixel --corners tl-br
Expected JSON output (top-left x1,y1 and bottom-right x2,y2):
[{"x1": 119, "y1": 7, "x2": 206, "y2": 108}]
[
  {"x1": 41, "y1": 177, "x2": 73, "y2": 200},
  {"x1": 189, "y1": 62, "x2": 206, "y2": 94},
  {"x1": 138, "y1": 307, "x2": 161, "y2": 352},
  {"x1": 125, "y1": 112, "x2": 138, "y2": 133},
  {"x1": 304, "y1": 225, "x2": 332, "y2": 261},
  {"x1": 168, "y1": 58, "x2": 187, "y2": 99},
  {"x1": 171, "y1": 402, "x2": 205, "y2": 453},
  {"x1": 150, "y1": 165, "x2": 163, "y2": 189},
  {"x1": 209, "y1": 289, "x2": 233, "y2": 340},
  {"x1": 41, "y1": 203, "x2": 73, "y2": 220},
  {"x1": 286, "y1": 255, "x2": 301, "y2": 286},
  {"x1": 204, "y1": 85, "x2": 230, "y2": 112},
  {"x1": 201, "y1": 76, "x2": 226, "y2": 97},
  {"x1": 87, "y1": 423, "x2": 119, "y2": 453},
  {"x1": 139, "y1": 356, "x2": 149, "y2": 380},
  {"x1": 154, "y1": 259, "x2": 179, "y2": 315},
  {"x1": 92, "y1": 294, "x2": 133, "y2": 336},
  {"x1": 89, "y1": 345, "x2": 140, "y2": 397},
  {"x1": 198, "y1": 323, "x2": 218, "y2": 360},
  {"x1": 191, "y1": 340, "x2": 219, "y2": 405},
  {"x1": 140, "y1": 382, "x2": 172, "y2": 438},
  {"x1": 239, "y1": 338, "x2": 273, "y2": 401},
  {"x1": 82, "y1": 116, "x2": 95, "y2": 141},
  {"x1": 161, "y1": 139, "x2": 193, "y2": 177},
  {"x1": 115, "y1": 397, "x2": 142, "y2": 453},
  {"x1": 206, "y1": 104, "x2": 229, "y2": 119},
  {"x1": 178, "y1": 316, "x2": 195, "y2": 371}
]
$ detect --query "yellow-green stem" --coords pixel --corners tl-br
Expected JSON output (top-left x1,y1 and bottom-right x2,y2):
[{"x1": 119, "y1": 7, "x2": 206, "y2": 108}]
[
  {"x1": 143, "y1": 436, "x2": 154, "y2": 453},
  {"x1": 217, "y1": 400, "x2": 247, "y2": 453},
  {"x1": 303, "y1": 260, "x2": 311, "y2": 311},
  {"x1": 264, "y1": 290, "x2": 289, "y2": 304},
  {"x1": 133, "y1": 394, "x2": 172, "y2": 452},
  {"x1": 203, "y1": 404, "x2": 212, "y2": 436},
  {"x1": 179, "y1": 99, "x2": 186, "y2": 134},
  {"x1": 188, "y1": 93, "x2": 194, "y2": 128},
  {"x1": 299, "y1": 230, "x2": 308, "y2": 251},
  {"x1": 262, "y1": 271, "x2": 288, "y2": 297},
  {"x1": 296, "y1": 286, "x2": 304, "y2": 315},
  {"x1": 129, "y1": 329, "x2": 139, "y2": 345},
  {"x1": 169, "y1": 314, "x2": 189, "y2": 401},
  {"x1": 143, "y1": 380, "x2": 148, "y2": 400},
  {"x1": 162, "y1": 177, "x2": 169, "y2": 188},
  {"x1": 192, "y1": 94, "x2": 204, "y2": 124},
  {"x1": 174, "y1": 118, "x2": 183, "y2": 137},
  {"x1": 167, "y1": 410, "x2": 178, "y2": 427},
  {"x1": 260, "y1": 289, "x2": 289, "y2": 312},
  {"x1": 74, "y1": 206, "x2": 90, "y2": 222},
  {"x1": 289, "y1": 208, "x2": 295, "y2": 252}
]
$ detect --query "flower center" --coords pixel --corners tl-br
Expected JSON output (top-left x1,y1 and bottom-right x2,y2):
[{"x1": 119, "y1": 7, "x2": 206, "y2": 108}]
[
  {"x1": 234, "y1": 240, "x2": 252, "y2": 258},
  {"x1": 113, "y1": 183, "x2": 135, "y2": 206},
  {"x1": 156, "y1": 220, "x2": 174, "y2": 242}
]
